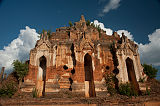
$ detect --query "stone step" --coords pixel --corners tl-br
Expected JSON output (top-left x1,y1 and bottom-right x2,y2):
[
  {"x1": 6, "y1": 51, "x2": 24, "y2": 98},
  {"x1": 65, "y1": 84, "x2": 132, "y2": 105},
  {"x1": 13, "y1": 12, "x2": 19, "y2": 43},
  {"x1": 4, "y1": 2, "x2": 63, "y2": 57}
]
[
  {"x1": 139, "y1": 82, "x2": 151, "y2": 91},
  {"x1": 58, "y1": 81, "x2": 70, "y2": 84},
  {"x1": 45, "y1": 83, "x2": 60, "y2": 88}
]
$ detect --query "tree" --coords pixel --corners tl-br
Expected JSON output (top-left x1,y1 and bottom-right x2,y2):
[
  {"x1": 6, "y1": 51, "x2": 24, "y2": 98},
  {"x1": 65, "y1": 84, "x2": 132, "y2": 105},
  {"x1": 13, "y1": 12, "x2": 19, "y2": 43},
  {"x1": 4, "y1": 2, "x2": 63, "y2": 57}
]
[
  {"x1": 96, "y1": 25, "x2": 101, "y2": 33},
  {"x1": 12, "y1": 60, "x2": 29, "y2": 88},
  {"x1": 69, "y1": 21, "x2": 73, "y2": 27},
  {"x1": 86, "y1": 20, "x2": 91, "y2": 26},
  {"x1": 142, "y1": 63, "x2": 158, "y2": 79},
  {"x1": 47, "y1": 29, "x2": 52, "y2": 39}
]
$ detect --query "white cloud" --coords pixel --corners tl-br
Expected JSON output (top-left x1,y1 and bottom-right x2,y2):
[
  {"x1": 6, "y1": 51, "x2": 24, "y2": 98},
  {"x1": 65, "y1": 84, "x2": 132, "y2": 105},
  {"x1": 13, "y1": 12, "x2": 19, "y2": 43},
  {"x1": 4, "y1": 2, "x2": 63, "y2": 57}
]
[
  {"x1": 92, "y1": 20, "x2": 113, "y2": 35},
  {"x1": 99, "y1": 0, "x2": 121, "y2": 16},
  {"x1": 0, "y1": 26, "x2": 39, "y2": 74},
  {"x1": 138, "y1": 29, "x2": 160, "y2": 66}
]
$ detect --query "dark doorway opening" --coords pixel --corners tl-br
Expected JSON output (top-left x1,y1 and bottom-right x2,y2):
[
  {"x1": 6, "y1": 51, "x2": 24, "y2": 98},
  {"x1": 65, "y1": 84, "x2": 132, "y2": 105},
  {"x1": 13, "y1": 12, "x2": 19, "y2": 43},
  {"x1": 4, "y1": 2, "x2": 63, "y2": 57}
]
[
  {"x1": 126, "y1": 57, "x2": 141, "y2": 94},
  {"x1": 39, "y1": 56, "x2": 47, "y2": 96},
  {"x1": 84, "y1": 53, "x2": 96, "y2": 97}
]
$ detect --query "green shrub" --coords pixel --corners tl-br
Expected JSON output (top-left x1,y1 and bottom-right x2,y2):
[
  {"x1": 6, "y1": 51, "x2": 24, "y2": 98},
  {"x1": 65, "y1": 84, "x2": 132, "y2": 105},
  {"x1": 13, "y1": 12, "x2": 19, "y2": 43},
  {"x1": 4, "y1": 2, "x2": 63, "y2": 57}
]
[
  {"x1": 90, "y1": 23, "x2": 103, "y2": 38},
  {"x1": 38, "y1": 29, "x2": 52, "y2": 39},
  {"x1": 142, "y1": 64, "x2": 158, "y2": 79},
  {"x1": 105, "y1": 73, "x2": 117, "y2": 95},
  {"x1": 32, "y1": 88, "x2": 38, "y2": 98},
  {"x1": 0, "y1": 82, "x2": 17, "y2": 98},
  {"x1": 139, "y1": 77, "x2": 145, "y2": 83},
  {"x1": 107, "y1": 85, "x2": 116, "y2": 95},
  {"x1": 86, "y1": 20, "x2": 91, "y2": 26},
  {"x1": 145, "y1": 86, "x2": 150, "y2": 95},
  {"x1": 119, "y1": 83, "x2": 138, "y2": 97},
  {"x1": 69, "y1": 21, "x2": 73, "y2": 27}
]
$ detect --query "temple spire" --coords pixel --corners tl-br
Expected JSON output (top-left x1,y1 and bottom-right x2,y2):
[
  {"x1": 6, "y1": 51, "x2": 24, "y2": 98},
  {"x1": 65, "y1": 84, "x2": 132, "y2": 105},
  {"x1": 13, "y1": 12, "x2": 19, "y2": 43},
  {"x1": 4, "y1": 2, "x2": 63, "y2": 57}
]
[{"x1": 80, "y1": 15, "x2": 85, "y2": 22}]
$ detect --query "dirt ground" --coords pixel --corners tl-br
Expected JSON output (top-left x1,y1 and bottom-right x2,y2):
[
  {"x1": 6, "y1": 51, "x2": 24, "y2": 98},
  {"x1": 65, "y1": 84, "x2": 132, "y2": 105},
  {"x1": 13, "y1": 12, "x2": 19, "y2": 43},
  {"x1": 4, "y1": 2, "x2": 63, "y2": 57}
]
[
  {"x1": 1, "y1": 90, "x2": 160, "y2": 105},
  {"x1": 0, "y1": 79, "x2": 160, "y2": 106}
]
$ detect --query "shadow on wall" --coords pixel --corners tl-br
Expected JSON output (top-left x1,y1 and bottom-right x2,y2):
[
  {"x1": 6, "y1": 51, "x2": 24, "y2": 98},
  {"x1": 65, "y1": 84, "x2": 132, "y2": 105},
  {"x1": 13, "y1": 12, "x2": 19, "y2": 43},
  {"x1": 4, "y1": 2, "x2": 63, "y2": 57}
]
[
  {"x1": 84, "y1": 53, "x2": 96, "y2": 97},
  {"x1": 126, "y1": 57, "x2": 141, "y2": 95},
  {"x1": 39, "y1": 56, "x2": 47, "y2": 97},
  {"x1": 70, "y1": 43, "x2": 76, "y2": 66},
  {"x1": 110, "y1": 44, "x2": 119, "y2": 90}
]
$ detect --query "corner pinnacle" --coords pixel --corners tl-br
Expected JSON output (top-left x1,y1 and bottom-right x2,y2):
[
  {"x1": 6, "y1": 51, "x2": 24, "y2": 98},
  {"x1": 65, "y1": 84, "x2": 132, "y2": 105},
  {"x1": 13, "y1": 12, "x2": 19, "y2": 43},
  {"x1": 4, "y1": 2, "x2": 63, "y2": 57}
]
[{"x1": 80, "y1": 15, "x2": 85, "y2": 22}]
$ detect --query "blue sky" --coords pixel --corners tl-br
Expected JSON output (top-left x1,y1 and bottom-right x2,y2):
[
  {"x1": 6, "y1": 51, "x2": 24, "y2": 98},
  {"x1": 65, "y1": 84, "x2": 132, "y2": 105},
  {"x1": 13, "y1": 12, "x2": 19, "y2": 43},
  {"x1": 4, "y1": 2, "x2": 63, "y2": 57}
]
[
  {"x1": 0, "y1": 0, "x2": 160, "y2": 47},
  {"x1": 0, "y1": 0, "x2": 160, "y2": 78}
]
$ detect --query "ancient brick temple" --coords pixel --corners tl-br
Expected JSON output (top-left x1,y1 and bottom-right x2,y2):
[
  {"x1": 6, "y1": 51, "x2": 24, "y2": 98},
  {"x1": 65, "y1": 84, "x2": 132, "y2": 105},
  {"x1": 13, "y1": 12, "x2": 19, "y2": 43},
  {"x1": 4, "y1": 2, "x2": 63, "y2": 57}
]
[{"x1": 23, "y1": 15, "x2": 146, "y2": 97}]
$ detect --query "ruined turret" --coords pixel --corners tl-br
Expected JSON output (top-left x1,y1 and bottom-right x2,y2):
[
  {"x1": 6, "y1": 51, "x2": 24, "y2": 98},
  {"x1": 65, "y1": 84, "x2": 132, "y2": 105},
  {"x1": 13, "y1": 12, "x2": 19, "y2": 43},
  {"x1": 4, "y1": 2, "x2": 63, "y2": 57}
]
[
  {"x1": 112, "y1": 32, "x2": 119, "y2": 38},
  {"x1": 74, "y1": 15, "x2": 87, "y2": 31},
  {"x1": 80, "y1": 15, "x2": 86, "y2": 22},
  {"x1": 0, "y1": 67, "x2": 5, "y2": 83}
]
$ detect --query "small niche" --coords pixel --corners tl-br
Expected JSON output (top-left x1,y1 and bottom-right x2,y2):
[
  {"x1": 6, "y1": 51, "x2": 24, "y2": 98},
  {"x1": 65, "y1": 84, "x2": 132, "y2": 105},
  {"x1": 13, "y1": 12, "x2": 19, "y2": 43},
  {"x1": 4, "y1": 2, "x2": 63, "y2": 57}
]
[
  {"x1": 106, "y1": 66, "x2": 110, "y2": 70},
  {"x1": 63, "y1": 65, "x2": 68, "y2": 70}
]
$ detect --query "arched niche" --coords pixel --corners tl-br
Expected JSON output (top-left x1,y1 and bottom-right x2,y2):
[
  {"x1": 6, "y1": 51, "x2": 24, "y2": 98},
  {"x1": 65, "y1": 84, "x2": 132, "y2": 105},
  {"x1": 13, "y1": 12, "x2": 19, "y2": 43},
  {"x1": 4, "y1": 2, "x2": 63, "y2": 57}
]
[
  {"x1": 126, "y1": 57, "x2": 141, "y2": 95},
  {"x1": 38, "y1": 56, "x2": 47, "y2": 96},
  {"x1": 84, "y1": 53, "x2": 96, "y2": 97}
]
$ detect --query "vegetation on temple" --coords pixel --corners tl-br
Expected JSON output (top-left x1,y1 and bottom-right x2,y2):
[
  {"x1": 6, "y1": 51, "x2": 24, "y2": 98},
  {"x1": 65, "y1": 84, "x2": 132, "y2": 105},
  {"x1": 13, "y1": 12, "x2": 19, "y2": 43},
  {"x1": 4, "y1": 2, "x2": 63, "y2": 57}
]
[
  {"x1": 32, "y1": 88, "x2": 38, "y2": 98},
  {"x1": 69, "y1": 21, "x2": 73, "y2": 27},
  {"x1": 86, "y1": 20, "x2": 102, "y2": 37},
  {"x1": 38, "y1": 29, "x2": 52, "y2": 39},
  {"x1": 104, "y1": 73, "x2": 117, "y2": 95},
  {"x1": 86, "y1": 20, "x2": 91, "y2": 26}
]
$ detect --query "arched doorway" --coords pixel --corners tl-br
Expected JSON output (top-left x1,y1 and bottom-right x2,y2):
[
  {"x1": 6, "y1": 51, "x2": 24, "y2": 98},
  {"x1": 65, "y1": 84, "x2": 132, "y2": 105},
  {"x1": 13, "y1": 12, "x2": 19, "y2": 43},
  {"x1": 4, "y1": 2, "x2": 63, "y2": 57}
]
[
  {"x1": 84, "y1": 53, "x2": 96, "y2": 97},
  {"x1": 38, "y1": 56, "x2": 47, "y2": 96},
  {"x1": 126, "y1": 57, "x2": 140, "y2": 94}
]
